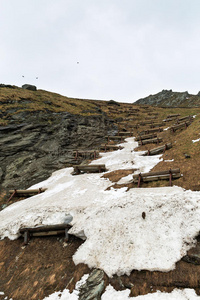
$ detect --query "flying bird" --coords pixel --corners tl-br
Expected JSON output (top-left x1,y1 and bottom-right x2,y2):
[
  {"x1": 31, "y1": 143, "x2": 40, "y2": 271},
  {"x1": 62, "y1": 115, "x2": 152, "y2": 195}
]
[
  {"x1": 36, "y1": 77, "x2": 38, "y2": 79},
  {"x1": 77, "y1": 62, "x2": 79, "y2": 64},
  {"x1": 22, "y1": 75, "x2": 24, "y2": 77}
]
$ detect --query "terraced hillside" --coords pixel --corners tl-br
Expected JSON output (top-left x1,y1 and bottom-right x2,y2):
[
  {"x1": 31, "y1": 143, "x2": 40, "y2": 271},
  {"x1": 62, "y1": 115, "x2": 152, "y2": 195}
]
[{"x1": 0, "y1": 85, "x2": 200, "y2": 299}]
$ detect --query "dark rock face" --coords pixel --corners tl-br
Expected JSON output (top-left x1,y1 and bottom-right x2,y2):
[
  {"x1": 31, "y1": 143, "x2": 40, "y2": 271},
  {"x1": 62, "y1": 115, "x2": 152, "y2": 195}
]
[
  {"x1": 79, "y1": 269, "x2": 105, "y2": 300},
  {"x1": 134, "y1": 89, "x2": 198, "y2": 107},
  {"x1": 0, "y1": 111, "x2": 116, "y2": 190},
  {"x1": 22, "y1": 84, "x2": 37, "y2": 91}
]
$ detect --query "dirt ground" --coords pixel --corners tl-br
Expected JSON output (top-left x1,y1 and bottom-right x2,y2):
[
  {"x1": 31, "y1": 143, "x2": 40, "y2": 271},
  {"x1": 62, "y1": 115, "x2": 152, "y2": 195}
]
[
  {"x1": 0, "y1": 235, "x2": 90, "y2": 300},
  {"x1": 1, "y1": 235, "x2": 200, "y2": 299}
]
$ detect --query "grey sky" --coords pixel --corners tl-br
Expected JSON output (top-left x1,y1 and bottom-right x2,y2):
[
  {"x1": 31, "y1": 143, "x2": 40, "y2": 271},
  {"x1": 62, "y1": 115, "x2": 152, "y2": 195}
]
[{"x1": 1, "y1": 0, "x2": 200, "y2": 102}]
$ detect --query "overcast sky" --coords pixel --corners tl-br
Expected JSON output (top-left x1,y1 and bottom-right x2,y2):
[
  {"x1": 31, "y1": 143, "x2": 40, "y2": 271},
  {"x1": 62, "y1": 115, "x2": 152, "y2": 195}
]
[{"x1": 1, "y1": 0, "x2": 200, "y2": 102}]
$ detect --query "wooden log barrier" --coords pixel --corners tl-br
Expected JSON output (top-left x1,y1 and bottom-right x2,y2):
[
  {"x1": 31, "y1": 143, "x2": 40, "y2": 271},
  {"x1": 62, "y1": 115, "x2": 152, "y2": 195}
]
[
  {"x1": 138, "y1": 137, "x2": 163, "y2": 146},
  {"x1": 73, "y1": 164, "x2": 106, "y2": 175},
  {"x1": 100, "y1": 144, "x2": 123, "y2": 151},
  {"x1": 133, "y1": 168, "x2": 181, "y2": 187},
  {"x1": 170, "y1": 121, "x2": 191, "y2": 132},
  {"x1": 166, "y1": 114, "x2": 180, "y2": 118},
  {"x1": 105, "y1": 136, "x2": 126, "y2": 142},
  {"x1": 73, "y1": 150, "x2": 99, "y2": 160},
  {"x1": 138, "y1": 128, "x2": 163, "y2": 135},
  {"x1": 139, "y1": 121, "x2": 155, "y2": 126},
  {"x1": 118, "y1": 131, "x2": 133, "y2": 136},
  {"x1": 8, "y1": 188, "x2": 47, "y2": 203},
  {"x1": 135, "y1": 133, "x2": 157, "y2": 141},
  {"x1": 177, "y1": 115, "x2": 193, "y2": 123},
  {"x1": 150, "y1": 123, "x2": 165, "y2": 128},
  {"x1": 20, "y1": 223, "x2": 72, "y2": 245},
  {"x1": 143, "y1": 143, "x2": 172, "y2": 156}
]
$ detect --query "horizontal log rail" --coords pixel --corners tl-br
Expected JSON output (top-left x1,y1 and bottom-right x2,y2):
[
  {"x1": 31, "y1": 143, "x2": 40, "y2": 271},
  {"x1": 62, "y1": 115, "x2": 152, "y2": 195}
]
[
  {"x1": 135, "y1": 133, "x2": 157, "y2": 141},
  {"x1": 73, "y1": 164, "x2": 106, "y2": 175},
  {"x1": 138, "y1": 137, "x2": 163, "y2": 146},
  {"x1": 8, "y1": 188, "x2": 46, "y2": 203},
  {"x1": 133, "y1": 168, "x2": 181, "y2": 187},
  {"x1": 118, "y1": 131, "x2": 133, "y2": 136},
  {"x1": 166, "y1": 114, "x2": 180, "y2": 118},
  {"x1": 170, "y1": 121, "x2": 191, "y2": 132},
  {"x1": 150, "y1": 123, "x2": 165, "y2": 128},
  {"x1": 73, "y1": 150, "x2": 99, "y2": 160},
  {"x1": 177, "y1": 115, "x2": 193, "y2": 123},
  {"x1": 143, "y1": 143, "x2": 172, "y2": 156},
  {"x1": 105, "y1": 136, "x2": 126, "y2": 142},
  {"x1": 100, "y1": 144, "x2": 123, "y2": 152},
  {"x1": 138, "y1": 128, "x2": 163, "y2": 135},
  {"x1": 163, "y1": 118, "x2": 177, "y2": 122},
  {"x1": 139, "y1": 121, "x2": 155, "y2": 125}
]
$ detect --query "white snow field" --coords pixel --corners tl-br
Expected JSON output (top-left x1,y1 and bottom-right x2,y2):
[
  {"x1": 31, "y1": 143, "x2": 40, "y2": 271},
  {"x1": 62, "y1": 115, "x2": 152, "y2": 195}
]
[
  {"x1": 0, "y1": 138, "x2": 200, "y2": 279},
  {"x1": 101, "y1": 285, "x2": 200, "y2": 300}
]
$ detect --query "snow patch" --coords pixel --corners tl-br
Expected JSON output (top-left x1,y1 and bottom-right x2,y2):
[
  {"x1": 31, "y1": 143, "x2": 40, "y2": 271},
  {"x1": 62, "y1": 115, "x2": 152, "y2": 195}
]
[
  {"x1": 42, "y1": 274, "x2": 89, "y2": 299},
  {"x1": 192, "y1": 138, "x2": 200, "y2": 143},
  {"x1": 102, "y1": 285, "x2": 200, "y2": 299}
]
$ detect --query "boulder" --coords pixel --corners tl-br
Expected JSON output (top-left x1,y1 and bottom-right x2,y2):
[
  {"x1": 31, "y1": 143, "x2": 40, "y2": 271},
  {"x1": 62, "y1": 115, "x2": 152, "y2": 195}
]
[
  {"x1": 108, "y1": 100, "x2": 120, "y2": 106},
  {"x1": 22, "y1": 84, "x2": 37, "y2": 91}
]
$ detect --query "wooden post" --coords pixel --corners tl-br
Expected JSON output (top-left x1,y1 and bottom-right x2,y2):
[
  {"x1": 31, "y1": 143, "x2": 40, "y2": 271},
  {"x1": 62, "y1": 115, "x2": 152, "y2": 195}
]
[
  {"x1": 138, "y1": 174, "x2": 142, "y2": 188},
  {"x1": 169, "y1": 169, "x2": 172, "y2": 186},
  {"x1": 65, "y1": 228, "x2": 69, "y2": 242},
  {"x1": 7, "y1": 189, "x2": 17, "y2": 203},
  {"x1": 75, "y1": 166, "x2": 80, "y2": 175},
  {"x1": 163, "y1": 144, "x2": 167, "y2": 154},
  {"x1": 24, "y1": 230, "x2": 30, "y2": 245}
]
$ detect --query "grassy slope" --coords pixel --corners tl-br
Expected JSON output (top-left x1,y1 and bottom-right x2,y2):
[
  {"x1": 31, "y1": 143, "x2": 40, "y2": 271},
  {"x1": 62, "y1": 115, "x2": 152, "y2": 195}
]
[{"x1": 0, "y1": 87, "x2": 102, "y2": 125}]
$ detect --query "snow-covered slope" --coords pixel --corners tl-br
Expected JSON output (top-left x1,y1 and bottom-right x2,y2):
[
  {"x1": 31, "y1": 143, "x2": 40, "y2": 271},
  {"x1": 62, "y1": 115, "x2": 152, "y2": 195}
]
[{"x1": 0, "y1": 138, "x2": 200, "y2": 278}]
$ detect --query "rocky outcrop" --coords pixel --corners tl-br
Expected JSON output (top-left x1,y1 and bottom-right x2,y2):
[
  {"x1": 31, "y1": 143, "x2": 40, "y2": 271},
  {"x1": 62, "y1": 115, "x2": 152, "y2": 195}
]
[
  {"x1": 79, "y1": 269, "x2": 105, "y2": 300},
  {"x1": 22, "y1": 84, "x2": 37, "y2": 91},
  {"x1": 0, "y1": 111, "x2": 116, "y2": 190},
  {"x1": 135, "y1": 89, "x2": 200, "y2": 107}
]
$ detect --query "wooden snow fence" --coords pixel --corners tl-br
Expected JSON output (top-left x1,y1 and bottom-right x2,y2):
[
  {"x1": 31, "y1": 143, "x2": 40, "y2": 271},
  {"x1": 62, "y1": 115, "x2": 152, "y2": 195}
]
[
  {"x1": 100, "y1": 144, "x2": 123, "y2": 152},
  {"x1": 8, "y1": 188, "x2": 46, "y2": 203},
  {"x1": 138, "y1": 127, "x2": 163, "y2": 135},
  {"x1": 73, "y1": 150, "x2": 99, "y2": 160},
  {"x1": 138, "y1": 137, "x2": 163, "y2": 146},
  {"x1": 133, "y1": 168, "x2": 181, "y2": 187},
  {"x1": 105, "y1": 136, "x2": 126, "y2": 142},
  {"x1": 170, "y1": 120, "x2": 191, "y2": 132},
  {"x1": 143, "y1": 143, "x2": 172, "y2": 156},
  {"x1": 135, "y1": 133, "x2": 157, "y2": 141},
  {"x1": 118, "y1": 131, "x2": 133, "y2": 136},
  {"x1": 140, "y1": 121, "x2": 156, "y2": 126},
  {"x1": 20, "y1": 223, "x2": 72, "y2": 245},
  {"x1": 149, "y1": 123, "x2": 165, "y2": 128},
  {"x1": 177, "y1": 115, "x2": 193, "y2": 123},
  {"x1": 73, "y1": 164, "x2": 106, "y2": 175},
  {"x1": 166, "y1": 114, "x2": 180, "y2": 118}
]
